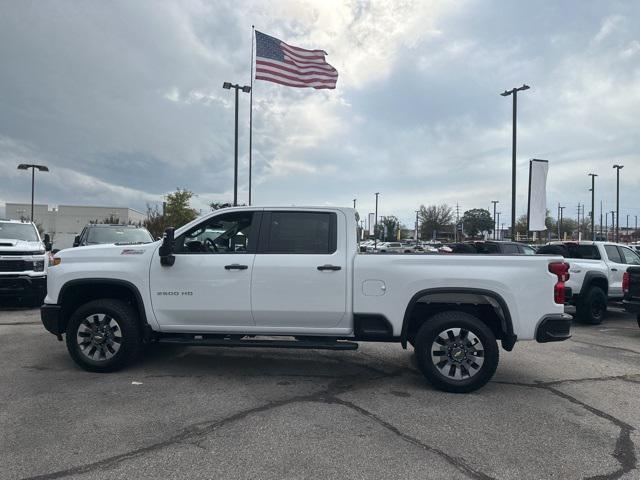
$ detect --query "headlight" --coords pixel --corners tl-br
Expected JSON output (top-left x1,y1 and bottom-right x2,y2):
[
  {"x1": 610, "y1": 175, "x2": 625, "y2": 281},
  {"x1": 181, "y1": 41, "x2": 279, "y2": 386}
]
[{"x1": 33, "y1": 260, "x2": 45, "y2": 272}]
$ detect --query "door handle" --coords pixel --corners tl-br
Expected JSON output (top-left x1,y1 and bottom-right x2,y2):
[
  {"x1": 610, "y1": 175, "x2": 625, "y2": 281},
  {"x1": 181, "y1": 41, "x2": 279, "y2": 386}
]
[
  {"x1": 611, "y1": 268, "x2": 618, "y2": 272},
  {"x1": 225, "y1": 264, "x2": 248, "y2": 270},
  {"x1": 317, "y1": 264, "x2": 341, "y2": 271}
]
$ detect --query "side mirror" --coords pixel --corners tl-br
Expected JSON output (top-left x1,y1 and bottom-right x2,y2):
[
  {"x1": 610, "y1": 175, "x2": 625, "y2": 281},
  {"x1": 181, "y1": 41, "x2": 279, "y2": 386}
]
[
  {"x1": 72, "y1": 235, "x2": 81, "y2": 247},
  {"x1": 159, "y1": 227, "x2": 176, "y2": 266},
  {"x1": 44, "y1": 234, "x2": 52, "y2": 252}
]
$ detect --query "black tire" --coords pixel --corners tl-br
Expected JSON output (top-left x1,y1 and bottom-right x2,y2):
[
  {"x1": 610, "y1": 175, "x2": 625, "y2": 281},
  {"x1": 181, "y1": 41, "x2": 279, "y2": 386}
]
[
  {"x1": 66, "y1": 299, "x2": 142, "y2": 372},
  {"x1": 414, "y1": 311, "x2": 499, "y2": 393},
  {"x1": 576, "y1": 286, "x2": 607, "y2": 325}
]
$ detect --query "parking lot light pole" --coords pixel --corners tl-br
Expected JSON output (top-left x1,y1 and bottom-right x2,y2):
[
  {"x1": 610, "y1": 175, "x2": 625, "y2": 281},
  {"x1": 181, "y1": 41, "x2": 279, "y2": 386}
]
[
  {"x1": 613, "y1": 165, "x2": 623, "y2": 242},
  {"x1": 374, "y1": 193, "x2": 380, "y2": 250},
  {"x1": 353, "y1": 198, "x2": 356, "y2": 209},
  {"x1": 415, "y1": 210, "x2": 419, "y2": 242},
  {"x1": 223, "y1": 82, "x2": 251, "y2": 206},
  {"x1": 496, "y1": 212, "x2": 501, "y2": 240},
  {"x1": 588, "y1": 173, "x2": 597, "y2": 240},
  {"x1": 17, "y1": 164, "x2": 49, "y2": 222},
  {"x1": 501, "y1": 84, "x2": 530, "y2": 242},
  {"x1": 610, "y1": 211, "x2": 615, "y2": 241},
  {"x1": 491, "y1": 200, "x2": 499, "y2": 240}
]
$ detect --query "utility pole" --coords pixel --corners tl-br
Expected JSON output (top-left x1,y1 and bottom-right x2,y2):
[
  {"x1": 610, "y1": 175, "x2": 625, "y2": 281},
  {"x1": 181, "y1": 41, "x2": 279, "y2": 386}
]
[
  {"x1": 501, "y1": 84, "x2": 530, "y2": 243},
  {"x1": 496, "y1": 212, "x2": 501, "y2": 240},
  {"x1": 415, "y1": 210, "x2": 419, "y2": 242},
  {"x1": 588, "y1": 173, "x2": 597, "y2": 241},
  {"x1": 491, "y1": 200, "x2": 499, "y2": 240},
  {"x1": 353, "y1": 198, "x2": 357, "y2": 209},
  {"x1": 374, "y1": 193, "x2": 380, "y2": 250},
  {"x1": 611, "y1": 211, "x2": 616, "y2": 242},
  {"x1": 626, "y1": 214, "x2": 629, "y2": 243},
  {"x1": 600, "y1": 200, "x2": 603, "y2": 239},
  {"x1": 559, "y1": 206, "x2": 565, "y2": 240},
  {"x1": 613, "y1": 165, "x2": 623, "y2": 242},
  {"x1": 577, "y1": 202, "x2": 581, "y2": 240}
]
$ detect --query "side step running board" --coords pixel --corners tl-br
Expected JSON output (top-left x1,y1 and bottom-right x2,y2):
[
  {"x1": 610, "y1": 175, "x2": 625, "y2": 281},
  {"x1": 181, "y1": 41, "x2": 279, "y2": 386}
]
[{"x1": 158, "y1": 337, "x2": 359, "y2": 351}]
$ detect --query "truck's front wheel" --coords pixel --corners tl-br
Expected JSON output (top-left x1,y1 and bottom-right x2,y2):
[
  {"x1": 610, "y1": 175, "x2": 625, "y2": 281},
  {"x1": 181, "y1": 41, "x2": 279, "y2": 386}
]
[
  {"x1": 414, "y1": 311, "x2": 499, "y2": 393},
  {"x1": 66, "y1": 299, "x2": 142, "y2": 372}
]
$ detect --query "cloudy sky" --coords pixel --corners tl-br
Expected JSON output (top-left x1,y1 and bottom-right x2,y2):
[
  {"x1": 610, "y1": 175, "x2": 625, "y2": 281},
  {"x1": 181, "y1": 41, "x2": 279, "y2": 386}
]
[{"x1": 1, "y1": 0, "x2": 639, "y2": 228}]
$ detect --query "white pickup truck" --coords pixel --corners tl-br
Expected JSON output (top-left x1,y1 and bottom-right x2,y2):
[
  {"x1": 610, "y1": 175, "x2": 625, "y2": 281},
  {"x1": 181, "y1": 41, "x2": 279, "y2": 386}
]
[
  {"x1": 41, "y1": 206, "x2": 571, "y2": 393},
  {"x1": 0, "y1": 219, "x2": 51, "y2": 305},
  {"x1": 544, "y1": 242, "x2": 640, "y2": 324}
]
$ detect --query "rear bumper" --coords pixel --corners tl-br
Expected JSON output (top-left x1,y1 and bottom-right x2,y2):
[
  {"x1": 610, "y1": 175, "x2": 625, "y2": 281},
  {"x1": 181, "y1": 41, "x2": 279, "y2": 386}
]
[
  {"x1": 622, "y1": 299, "x2": 640, "y2": 314},
  {"x1": 41, "y1": 303, "x2": 64, "y2": 336},
  {"x1": 535, "y1": 313, "x2": 572, "y2": 343},
  {"x1": 0, "y1": 275, "x2": 46, "y2": 297}
]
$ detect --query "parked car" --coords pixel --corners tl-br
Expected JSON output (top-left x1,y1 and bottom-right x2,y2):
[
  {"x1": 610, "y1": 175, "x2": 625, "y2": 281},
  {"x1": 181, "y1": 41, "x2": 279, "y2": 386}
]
[
  {"x1": 466, "y1": 241, "x2": 537, "y2": 255},
  {"x1": 0, "y1": 219, "x2": 52, "y2": 304},
  {"x1": 622, "y1": 267, "x2": 640, "y2": 328},
  {"x1": 377, "y1": 242, "x2": 405, "y2": 253},
  {"x1": 42, "y1": 206, "x2": 571, "y2": 393},
  {"x1": 538, "y1": 241, "x2": 640, "y2": 324},
  {"x1": 73, "y1": 224, "x2": 154, "y2": 247}
]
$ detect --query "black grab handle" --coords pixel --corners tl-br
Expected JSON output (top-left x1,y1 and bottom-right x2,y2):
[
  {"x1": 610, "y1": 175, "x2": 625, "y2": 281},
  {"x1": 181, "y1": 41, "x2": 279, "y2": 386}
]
[
  {"x1": 317, "y1": 265, "x2": 342, "y2": 271},
  {"x1": 225, "y1": 264, "x2": 248, "y2": 270}
]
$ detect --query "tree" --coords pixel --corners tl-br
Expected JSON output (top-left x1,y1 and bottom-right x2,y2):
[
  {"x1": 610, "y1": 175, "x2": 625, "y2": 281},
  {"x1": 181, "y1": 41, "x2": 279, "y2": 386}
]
[
  {"x1": 418, "y1": 204, "x2": 453, "y2": 240},
  {"x1": 165, "y1": 188, "x2": 198, "y2": 227},
  {"x1": 462, "y1": 208, "x2": 494, "y2": 238},
  {"x1": 380, "y1": 216, "x2": 401, "y2": 241},
  {"x1": 143, "y1": 204, "x2": 168, "y2": 239},
  {"x1": 143, "y1": 188, "x2": 198, "y2": 239}
]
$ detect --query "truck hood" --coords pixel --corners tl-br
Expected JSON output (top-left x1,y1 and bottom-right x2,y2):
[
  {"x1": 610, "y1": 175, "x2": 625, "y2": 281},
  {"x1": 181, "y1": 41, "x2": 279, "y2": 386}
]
[
  {"x1": 56, "y1": 241, "x2": 160, "y2": 259},
  {"x1": 0, "y1": 238, "x2": 44, "y2": 254}
]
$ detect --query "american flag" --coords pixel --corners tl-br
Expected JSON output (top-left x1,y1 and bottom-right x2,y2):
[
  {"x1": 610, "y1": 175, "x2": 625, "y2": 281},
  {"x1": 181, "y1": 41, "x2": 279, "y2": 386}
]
[{"x1": 255, "y1": 31, "x2": 338, "y2": 90}]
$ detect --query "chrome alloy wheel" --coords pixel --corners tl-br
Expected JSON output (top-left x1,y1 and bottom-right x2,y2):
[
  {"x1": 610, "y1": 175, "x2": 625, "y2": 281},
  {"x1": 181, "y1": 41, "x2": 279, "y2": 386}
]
[
  {"x1": 430, "y1": 327, "x2": 484, "y2": 381},
  {"x1": 76, "y1": 314, "x2": 122, "y2": 361}
]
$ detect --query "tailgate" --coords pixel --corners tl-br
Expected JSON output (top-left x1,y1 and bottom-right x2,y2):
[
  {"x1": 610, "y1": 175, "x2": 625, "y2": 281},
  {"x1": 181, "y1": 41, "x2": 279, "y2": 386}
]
[{"x1": 628, "y1": 267, "x2": 640, "y2": 299}]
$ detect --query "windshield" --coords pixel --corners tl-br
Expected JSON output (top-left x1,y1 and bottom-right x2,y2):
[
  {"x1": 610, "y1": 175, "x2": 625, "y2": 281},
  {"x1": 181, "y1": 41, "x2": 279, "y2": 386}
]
[
  {"x1": 0, "y1": 223, "x2": 39, "y2": 242},
  {"x1": 87, "y1": 227, "x2": 153, "y2": 245}
]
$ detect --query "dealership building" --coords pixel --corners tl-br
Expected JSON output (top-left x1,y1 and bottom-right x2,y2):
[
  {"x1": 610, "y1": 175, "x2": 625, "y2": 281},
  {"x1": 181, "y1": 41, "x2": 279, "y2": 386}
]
[{"x1": 4, "y1": 203, "x2": 146, "y2": 249}]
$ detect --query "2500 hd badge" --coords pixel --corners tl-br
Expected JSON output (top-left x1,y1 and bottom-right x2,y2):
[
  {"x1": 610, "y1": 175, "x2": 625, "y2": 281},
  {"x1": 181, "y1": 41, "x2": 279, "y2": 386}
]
[{"x1": 156, "y1": 291, "x2": 193, "y2": 296}]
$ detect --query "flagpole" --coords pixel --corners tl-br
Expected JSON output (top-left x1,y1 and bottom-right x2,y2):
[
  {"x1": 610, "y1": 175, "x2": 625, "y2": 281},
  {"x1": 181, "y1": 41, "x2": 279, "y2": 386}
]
[{"x1": 248, "y1": 25, "x2": 255, "y2": 206}]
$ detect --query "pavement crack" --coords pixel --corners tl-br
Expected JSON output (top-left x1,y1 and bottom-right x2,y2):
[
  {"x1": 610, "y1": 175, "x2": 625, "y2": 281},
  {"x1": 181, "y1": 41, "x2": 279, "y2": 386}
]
[
  {"x1": 492, "y1": 378, "x2": 637, "y2": 479},
  {"x1": 331, "y1": 397, "x2": 496, "y2": 480},
  {"x1": 570, "y1": 340, "x2": 640, "y2": 356},
  {"x1": 19, "y1": 370, "x2": 403, "y2": 480}
]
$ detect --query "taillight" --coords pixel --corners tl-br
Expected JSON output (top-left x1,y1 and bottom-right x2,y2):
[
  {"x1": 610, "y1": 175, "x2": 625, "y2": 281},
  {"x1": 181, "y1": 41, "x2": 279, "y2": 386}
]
[
  {"x1": 549, "y1": 262, "x2": 570, "y2": 304},
  {"x1": 623, "y1": 271, "x2": 630, "y2": 295}
]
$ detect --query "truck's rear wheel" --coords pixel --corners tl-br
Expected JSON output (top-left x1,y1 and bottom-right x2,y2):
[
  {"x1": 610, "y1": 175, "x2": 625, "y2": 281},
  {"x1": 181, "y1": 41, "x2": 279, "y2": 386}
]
[
  {"x1": 66, "y1": 299, "x2": 142, "y2": 372},
  {"x1": 576, "y1": 286, "x2": 607, "y2": 325},
  {"x1": 414, "y1": 311, "x2": 499, "y2": 393}
]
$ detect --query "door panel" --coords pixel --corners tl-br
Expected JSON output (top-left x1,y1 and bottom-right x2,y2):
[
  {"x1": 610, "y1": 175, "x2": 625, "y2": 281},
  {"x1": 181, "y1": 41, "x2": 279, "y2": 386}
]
[
  {"x1": 604, "y1": 245, "x2": 625, "y2": 297},
  {"x1": 149, "y1": 210, "x2": 260, "y2": 329},
  {"x1": 251, "y1": 211, "x2": 347, "y2": 328}
]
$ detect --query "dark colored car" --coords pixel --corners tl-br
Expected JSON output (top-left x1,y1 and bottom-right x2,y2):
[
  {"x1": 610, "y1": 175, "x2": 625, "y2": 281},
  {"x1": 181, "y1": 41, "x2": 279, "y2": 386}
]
[
  {"x1": 73, "y1": 224, "x2": 154, "y2": 247},
  {"x1": 622, "y1": 266, "x2": 640, "y2": 328},
  {"x1": 465, "y1": 241, "x2": 537, "y2": 255}
]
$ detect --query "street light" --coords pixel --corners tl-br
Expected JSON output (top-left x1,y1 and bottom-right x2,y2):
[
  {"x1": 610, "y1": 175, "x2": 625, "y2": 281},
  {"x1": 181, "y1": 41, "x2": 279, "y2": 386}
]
[
  {"x1": 496, "y1": 212, "x2": 501, "y2": 240},
  {"x1": 415, "y1": 210, "x2": 419, "y2": 242},
  {"x1": 17, "y1": 164, "x2": 49, "y2": 222},
  {"x1": 223, "y1": 82, "x2": 251, "y2": 206},
  {"x1": 491, "y1": 201, "x2": 499, "y2": 240},
  {"x1": 613, "y1": 164, "x2": 623, "y2": 242},
  {"x1": 501, "y1": 84, "x2": 530, "y2": 241},
  {"x1": 353, "y1": 198, "x2": 357, "y2": 209}
]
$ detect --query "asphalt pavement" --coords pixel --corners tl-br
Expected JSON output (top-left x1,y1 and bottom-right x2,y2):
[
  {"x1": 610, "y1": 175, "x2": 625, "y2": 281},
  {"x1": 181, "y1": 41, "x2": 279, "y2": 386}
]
[{"x1": 1, "y1": 306, "x2": 639, "y2": 480}]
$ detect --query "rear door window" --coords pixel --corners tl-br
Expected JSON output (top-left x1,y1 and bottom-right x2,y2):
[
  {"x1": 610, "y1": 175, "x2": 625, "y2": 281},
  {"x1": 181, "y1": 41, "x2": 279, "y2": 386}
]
[
  {"x1": 604, "y1": 245, "x2": 623, "y2": 263},
  {"x1": 564, "y1": 245, "x2": 601, "y2": 259},
  {"x1": 262, "y1": 212, "x2": 337, "y2": 254}
]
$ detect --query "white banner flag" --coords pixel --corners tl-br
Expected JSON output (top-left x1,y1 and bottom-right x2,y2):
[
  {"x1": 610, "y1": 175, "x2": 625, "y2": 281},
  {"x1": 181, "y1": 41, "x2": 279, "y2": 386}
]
[
  {"x1": 528, "y1": 159, "x2": 549, "y2": 231},
  {"x1": 368, "y1": 213, "x2": 375, "y2": 235}
]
